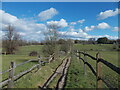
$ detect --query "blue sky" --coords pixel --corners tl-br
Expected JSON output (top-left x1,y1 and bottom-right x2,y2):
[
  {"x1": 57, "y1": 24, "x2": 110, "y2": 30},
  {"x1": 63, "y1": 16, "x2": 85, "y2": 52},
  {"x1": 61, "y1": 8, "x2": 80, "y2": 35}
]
[{"x1": 1, "y1": 2, "x2": 119, "y2": 41}]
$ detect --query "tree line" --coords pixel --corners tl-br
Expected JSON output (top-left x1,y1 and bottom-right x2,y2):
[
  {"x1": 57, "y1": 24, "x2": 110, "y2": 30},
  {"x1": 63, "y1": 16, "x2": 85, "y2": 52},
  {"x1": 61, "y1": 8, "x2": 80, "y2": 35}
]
[
  {"x1": 2, "y1": 25, "x2": 120, "y2": 55},
  {"x1": 74, "y1": 37, "x2": 120, "y2": 44}
]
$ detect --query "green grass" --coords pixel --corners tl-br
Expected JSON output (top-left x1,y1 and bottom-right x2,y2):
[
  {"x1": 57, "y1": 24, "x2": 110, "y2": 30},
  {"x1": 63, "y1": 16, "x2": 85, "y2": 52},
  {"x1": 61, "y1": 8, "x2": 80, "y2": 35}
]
[
  {"x1": 14, "y1": 57, "x2": 64, "y2": 88},
  {"x1": 2, "y1": 45, "x2": 43, "y2": 81},
  {"x1": 74, "y1": 44, "x2": 115, "y2": 51},
  {"x1": 65, "y1": 54, "x2": 96, "y2": 88},
  {"x1": 2, "y1": 45, "x2": 65, "y2": 88},
  {"x1": 15, "y1": 45, "x2": 43, "y2": 56},
  {"x1": 1, "y1": 44, "x2": 119, "y2": 88},
  {"x1": 65, "y1": 44, "x2": 119, "y2": 88},
  {"x1": 48, "y1": 74, "x2": 61, "y2": 88}
]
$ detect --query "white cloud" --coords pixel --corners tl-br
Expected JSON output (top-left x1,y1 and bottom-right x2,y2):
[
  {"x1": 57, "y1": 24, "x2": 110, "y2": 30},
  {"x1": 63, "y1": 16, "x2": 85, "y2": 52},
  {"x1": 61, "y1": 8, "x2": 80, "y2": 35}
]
[
  {"x1": 0, "y1": 10, "x2": 118, "y2": 41},
  {"x1": 78, "y1": 19, "x2": 85, "y2": 24},
  {"x1": 15, "y1": 19, "x2": 47, "y2": 32},
  {"x1": 97, "y1": 22, "x2": 110, "y2": 29},
  {"x1": 36, "y1": 31, "x2": 41, "y2": 34},
  {"x1": 47, "y1": 19, "x2": 68, "y2": 28},
  {"x1": 0, "y1": 10, "x2": 47, "y2": 41},
  {"x1": 19, "y1": 32, "x2": 26, "y2": 36},
  {"x1": 97, "y1": 8, "x2": 120, "y2": 20},
  {"x1": 38, "y1": 8, "x2": 58, "y2": 21},
  {"x1": 59, "y1": 26, "x2": 118, "y2": 40},
  {"x1": 112, "y1": 27, "x2": 120, "y2": 31},
  {"x1": 70, "y1": 22, "x2": 77, "y2": 25},
  {"x1": 59, "y1": 28, "x2": 88, "y2": 40},
  {"x1": 63, "y1": 24, "x2": 117, "y2": 40},
  {"x1": 84, "y1": 22, "x2": 110, "y2": 32},
  {"x1": 84, "y1": 25, "x2": 95, "y2": 32},
  {"x1": 0, "y1": 10, "x2": 18, "y2": 24},
  {"x1": 0, "y1": 31, "x2": 5, "y2": 39},
  {"x1": 59, "y1": 31, "x2": 88, "y2": 39}
]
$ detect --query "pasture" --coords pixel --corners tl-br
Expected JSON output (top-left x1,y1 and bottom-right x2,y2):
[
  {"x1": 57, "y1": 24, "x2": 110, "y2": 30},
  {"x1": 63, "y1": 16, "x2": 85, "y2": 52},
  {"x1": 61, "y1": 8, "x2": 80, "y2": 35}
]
[
  {"x1": 1, "y1": 44, "x2": 119, "y2": 88},
  {"x1": 2, "y1": 45, "x2": 66, "y2": 88},
  {"x1": 65, "y1": 44, "x2": 119, "y2": 88}
]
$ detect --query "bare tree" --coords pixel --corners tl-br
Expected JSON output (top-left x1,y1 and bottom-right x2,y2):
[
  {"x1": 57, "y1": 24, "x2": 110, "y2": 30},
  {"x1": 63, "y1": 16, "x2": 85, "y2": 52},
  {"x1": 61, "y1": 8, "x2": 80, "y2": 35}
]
[
  {"x1": 3, "y1": 25, "x2": 20, "y2": 54},
  {"x1": 42, "y1": 24, "x2": 73, "y2": 59},
  {"x1": 42, "y1": 24, "x2": 60, "y2": 59}
]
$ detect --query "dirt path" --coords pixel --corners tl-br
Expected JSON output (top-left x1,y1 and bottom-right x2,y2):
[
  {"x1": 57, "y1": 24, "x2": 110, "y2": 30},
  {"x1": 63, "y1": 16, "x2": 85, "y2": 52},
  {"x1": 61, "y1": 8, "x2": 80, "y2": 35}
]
[
  {"x1": 56, "y1": 57, "x2": 71, "y2": 89},
  {"x1": 40, "y1": 57, "x2": 71, "y2": 89}
]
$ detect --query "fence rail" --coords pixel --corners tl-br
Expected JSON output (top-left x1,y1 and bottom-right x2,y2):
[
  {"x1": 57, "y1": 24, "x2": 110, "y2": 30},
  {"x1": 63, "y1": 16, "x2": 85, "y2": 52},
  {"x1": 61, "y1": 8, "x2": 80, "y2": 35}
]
[
  {"x1": 0, "y1": 59, "x2": 38, "y2": 75},
  {"x1": 0, "y1": 54, "x2": 55, "y2": 88},
  {"x1": 76, "y1": 51, "x2": 120, "y2": 74},
  {"x1": 75, "y1": 50, "x2": 120, "y2": 88}
]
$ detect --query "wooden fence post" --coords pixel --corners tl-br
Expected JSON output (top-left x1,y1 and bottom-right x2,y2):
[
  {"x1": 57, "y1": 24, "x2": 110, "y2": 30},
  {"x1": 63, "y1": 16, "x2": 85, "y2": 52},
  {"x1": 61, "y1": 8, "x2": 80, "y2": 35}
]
[
  {"x1": 38, "y1": 56, "x2": 41, "y2": 69},
  {"x1": 48, "y1": 55, "x2": 52, "y2": 63},
  {"x1": 8, "y1": 62, "x2": 15, "y2": 88},
  {"x1": 84, "y1": 51, "x2": 87, "y2": 75},
  {"x1": 77, "y1": 50, "x2": 79, "y2": 60},
  {"x1": 79, "y1": 52, "x2": 82, "y2": 65},
  {"x1": 96, "y1": 52, "x2": 102, "y2": 88}
]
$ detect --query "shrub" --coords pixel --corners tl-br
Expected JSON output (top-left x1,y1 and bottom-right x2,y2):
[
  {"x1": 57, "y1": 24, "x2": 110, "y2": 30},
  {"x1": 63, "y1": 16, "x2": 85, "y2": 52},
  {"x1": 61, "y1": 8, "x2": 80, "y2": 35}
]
[{"x1": 29, "y1": 51, "x2": 38, "y2": 56}]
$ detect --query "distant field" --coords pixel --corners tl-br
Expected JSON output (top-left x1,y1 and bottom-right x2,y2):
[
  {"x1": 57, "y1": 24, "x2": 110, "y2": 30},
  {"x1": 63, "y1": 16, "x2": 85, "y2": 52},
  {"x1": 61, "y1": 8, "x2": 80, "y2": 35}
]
[
  {"x1": 74, "y1": 44, "x2": 116, "y2": 51},
  {"x1": 65, "y1": 44, "x2": 119, "y2": 88}
]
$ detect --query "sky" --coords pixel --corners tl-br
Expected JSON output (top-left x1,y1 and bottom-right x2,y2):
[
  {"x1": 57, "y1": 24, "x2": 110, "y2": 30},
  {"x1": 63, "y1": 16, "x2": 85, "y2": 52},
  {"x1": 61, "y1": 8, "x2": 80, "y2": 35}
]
[{"x1": 0, "y1": 2, "x2": 120, "y2": 41}]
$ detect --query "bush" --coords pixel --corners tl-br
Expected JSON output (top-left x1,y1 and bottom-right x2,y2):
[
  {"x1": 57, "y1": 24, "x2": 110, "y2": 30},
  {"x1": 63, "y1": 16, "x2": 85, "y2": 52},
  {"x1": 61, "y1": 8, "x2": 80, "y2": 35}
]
[
  {"x1": 60, "y1": 39, "x2": 73, "y2": 54},
  {"x1": 29, "y1": 51, "x2": 38, "y2": 56},
  {"x1": 42, "y1": 43, "x2": 56, "y2": 56}
]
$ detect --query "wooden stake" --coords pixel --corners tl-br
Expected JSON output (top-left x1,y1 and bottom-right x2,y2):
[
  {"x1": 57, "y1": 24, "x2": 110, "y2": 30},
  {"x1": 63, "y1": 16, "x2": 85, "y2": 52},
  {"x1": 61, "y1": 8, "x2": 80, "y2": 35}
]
[
  {"x1": 84, "y1": 51, "x2": 87, "y2": 75},
  {"x1": 96, "y1": 52, "x2": 102, "y2": 88},
  {"x1": 8, "y1": 62, "x2": 15, "y2": 88},
  {"x1": 79, "y1": 52, "x2": 82, "y2": 65},
  {"x1": 38, "y1": 56, "x2": 41, "y2": 69}
]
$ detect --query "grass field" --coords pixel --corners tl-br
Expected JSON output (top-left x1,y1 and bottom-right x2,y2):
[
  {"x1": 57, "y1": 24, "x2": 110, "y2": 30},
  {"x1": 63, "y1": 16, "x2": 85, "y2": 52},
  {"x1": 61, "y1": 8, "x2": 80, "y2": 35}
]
[
  {"x1": 65, "y1": 44, "x2": 119, "y2": 88},
  {"x1": 1, "y1": 44, "x2": 119, "y2": 88},
  {"x1": 2, "y1": 45, "x2": 43, "y2": 80},
  {"x1": 2, "y1": 45, "x2": 66, "y2": 88}
]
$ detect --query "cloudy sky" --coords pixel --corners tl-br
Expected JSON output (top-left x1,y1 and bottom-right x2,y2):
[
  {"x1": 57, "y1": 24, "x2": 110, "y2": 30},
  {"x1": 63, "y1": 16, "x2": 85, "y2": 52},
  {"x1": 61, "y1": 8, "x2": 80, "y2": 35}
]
[{"x1": 0, "y1": 2, "x2": 119, "y2": 41}]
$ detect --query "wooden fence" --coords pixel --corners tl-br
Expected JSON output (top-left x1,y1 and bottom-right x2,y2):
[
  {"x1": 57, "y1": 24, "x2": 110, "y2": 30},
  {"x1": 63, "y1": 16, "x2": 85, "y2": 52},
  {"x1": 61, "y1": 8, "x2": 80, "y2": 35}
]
[
  {"x1": 0, "y1": 54, "x2": 55, "y2": 88},
  {"x1": 75, "y1": 50, "x2": 120, "y2": 88}
]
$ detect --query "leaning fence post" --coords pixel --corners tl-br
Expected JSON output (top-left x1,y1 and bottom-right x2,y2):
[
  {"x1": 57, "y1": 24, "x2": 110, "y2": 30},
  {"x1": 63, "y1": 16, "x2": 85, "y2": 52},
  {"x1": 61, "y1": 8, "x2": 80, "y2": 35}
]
[
  {"x1": 48, "y1": 55, "x2": 52, "y2": 63},
  {"x1": 96, "y1": 52, "x2": 102, "y2": 88},
  {"x1": 84, "y1": 51, "x2": 87, "y2": 75},
  {"x1": 8, "y1": 62, "x2": 15, "y2": 88}
]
